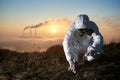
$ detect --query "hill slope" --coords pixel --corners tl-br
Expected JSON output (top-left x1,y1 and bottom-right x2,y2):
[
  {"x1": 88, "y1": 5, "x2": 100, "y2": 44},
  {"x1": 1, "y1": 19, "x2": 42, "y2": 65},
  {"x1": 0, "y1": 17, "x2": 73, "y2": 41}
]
[{"x1": 0, "y1": 43, "x2": 120, "y2": 80}]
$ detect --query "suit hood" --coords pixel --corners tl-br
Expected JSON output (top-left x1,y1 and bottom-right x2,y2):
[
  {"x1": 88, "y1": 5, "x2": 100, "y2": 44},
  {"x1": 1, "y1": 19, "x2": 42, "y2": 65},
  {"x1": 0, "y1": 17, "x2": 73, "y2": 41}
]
[{"x1": 75, "y1": 14, "x2": 89, "y2": 29}]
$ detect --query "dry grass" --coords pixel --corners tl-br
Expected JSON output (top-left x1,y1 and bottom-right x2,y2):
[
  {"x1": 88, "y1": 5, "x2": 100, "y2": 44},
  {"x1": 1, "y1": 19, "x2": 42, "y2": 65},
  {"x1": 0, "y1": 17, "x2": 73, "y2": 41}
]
[{"x1": 0, "y1": 43, "x2": 120, "y2": 80}]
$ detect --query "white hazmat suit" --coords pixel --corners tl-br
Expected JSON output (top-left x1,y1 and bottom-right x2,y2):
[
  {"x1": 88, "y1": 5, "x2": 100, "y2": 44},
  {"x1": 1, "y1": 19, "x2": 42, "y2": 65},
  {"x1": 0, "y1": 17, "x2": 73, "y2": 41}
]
[{"x1": 63, "y1": 14, "x2": 103, "y2": 73}]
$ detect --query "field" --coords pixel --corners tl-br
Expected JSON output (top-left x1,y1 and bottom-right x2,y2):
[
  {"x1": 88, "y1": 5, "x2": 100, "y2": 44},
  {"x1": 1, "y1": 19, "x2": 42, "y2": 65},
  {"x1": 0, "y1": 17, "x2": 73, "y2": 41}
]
[{"x1": 0, "y1": 43, "x2": 120, "y2": 80}]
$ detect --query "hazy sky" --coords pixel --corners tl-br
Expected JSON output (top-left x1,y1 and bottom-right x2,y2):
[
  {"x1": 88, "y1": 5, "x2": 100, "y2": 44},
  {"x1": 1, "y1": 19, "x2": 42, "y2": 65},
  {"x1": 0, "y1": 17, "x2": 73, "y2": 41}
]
[{"x1": 0, "y1": 0, "x2": 120, "y2": 52}]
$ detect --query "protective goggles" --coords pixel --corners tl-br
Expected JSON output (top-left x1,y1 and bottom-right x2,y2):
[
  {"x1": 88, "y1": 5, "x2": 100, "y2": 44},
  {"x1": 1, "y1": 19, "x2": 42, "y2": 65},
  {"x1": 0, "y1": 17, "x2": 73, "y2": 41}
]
[{"x1": 78, "y1": 29, "x2": 94, "y2": 36}]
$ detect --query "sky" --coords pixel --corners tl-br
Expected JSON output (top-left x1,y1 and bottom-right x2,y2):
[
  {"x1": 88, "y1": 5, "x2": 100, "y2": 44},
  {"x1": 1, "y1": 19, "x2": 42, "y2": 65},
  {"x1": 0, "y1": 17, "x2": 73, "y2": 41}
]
[{"x1": 0, "y1": 0, "x2": 120, "y2": 52}]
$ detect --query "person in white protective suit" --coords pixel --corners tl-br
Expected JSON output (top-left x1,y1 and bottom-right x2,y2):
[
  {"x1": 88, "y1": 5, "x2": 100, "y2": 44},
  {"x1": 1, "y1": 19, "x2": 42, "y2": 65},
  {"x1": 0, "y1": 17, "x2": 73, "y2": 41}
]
[{"x1": 63, "y1": 14, "x2": 103, "y2": 74}]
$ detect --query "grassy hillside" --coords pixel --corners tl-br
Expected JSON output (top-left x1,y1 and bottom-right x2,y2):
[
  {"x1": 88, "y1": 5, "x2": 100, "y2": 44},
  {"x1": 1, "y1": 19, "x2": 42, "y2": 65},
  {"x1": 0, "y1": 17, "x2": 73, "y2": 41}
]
[{"x1": 0, "y1": 43, "x2": 120, "y2": 80}]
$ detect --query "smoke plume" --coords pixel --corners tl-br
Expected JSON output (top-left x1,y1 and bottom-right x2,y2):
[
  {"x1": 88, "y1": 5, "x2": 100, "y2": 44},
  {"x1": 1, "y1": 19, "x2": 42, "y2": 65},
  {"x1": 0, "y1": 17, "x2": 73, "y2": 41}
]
[{"x1": 23, "y1": 18, "x2": 72, "y2": 37}]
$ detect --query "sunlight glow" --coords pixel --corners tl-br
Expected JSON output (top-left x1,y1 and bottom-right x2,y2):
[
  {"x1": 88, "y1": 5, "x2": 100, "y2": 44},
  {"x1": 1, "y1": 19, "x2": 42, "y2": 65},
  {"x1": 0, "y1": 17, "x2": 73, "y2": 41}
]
[{"x1": 51, "y1": 28, "x2": 57, "y2": 33}]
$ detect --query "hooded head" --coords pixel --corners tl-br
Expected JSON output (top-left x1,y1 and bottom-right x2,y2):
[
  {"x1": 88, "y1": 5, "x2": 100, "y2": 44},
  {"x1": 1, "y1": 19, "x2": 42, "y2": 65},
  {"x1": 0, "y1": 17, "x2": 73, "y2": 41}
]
[
  {"x1": 75, "y1": 15, "x2": 94, "y2": 36},
  {"x1": 75, "y1": 14, "x2": 89, "y2": 29}
]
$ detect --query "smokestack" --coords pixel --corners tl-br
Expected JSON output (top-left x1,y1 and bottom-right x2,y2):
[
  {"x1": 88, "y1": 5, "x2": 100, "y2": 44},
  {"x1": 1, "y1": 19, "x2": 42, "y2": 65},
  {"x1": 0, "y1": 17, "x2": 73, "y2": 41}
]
[
  {"x1": 35, "y1": 28, "x2": 37, "y2": 37},
  {"x1": 23, "y1": 23, "x2": 44, "y2": 37},
  {"x1": 30, "y1": 29, "x2": 32, "y2": 37},
  {"x1": 23, "y1": 30, "x2": 24, "y2": 37}
]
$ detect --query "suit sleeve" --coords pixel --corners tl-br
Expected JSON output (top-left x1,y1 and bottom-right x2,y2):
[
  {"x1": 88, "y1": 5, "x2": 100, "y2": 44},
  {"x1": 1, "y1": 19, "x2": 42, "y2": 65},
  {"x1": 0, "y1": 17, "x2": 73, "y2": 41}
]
[
  {"x1": 63, "y1": 24, "x2": 78, "y2": 62},
  {"x1": 87, "y1": 21, "x2": 103, "y2": 53}
]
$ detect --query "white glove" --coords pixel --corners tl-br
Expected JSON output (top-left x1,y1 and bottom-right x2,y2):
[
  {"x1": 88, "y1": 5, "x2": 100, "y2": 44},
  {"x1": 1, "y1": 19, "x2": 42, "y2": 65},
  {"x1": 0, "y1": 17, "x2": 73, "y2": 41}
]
[
  {"x1": 68, "y1": 61, "x2": 77, "y2": 74},
  {"x1": 85, "y1": 46, "x2": 96, "y2": 61},
  {"x1": 87, "y1": 46, "x2": 96, "y2": 55}
]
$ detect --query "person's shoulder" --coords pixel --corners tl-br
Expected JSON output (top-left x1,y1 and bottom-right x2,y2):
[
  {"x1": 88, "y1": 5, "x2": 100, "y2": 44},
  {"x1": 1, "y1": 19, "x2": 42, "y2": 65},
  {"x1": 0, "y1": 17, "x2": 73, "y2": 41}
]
[
  {"x1": 88, "y1": 21, "x2": 99, "y2": 31},
  {"x1": 88, "y1": 21, "x2": 97, "y2": 27},
  {"x1": 69, "y1": 22, "x2": 76, "y2": 30}
]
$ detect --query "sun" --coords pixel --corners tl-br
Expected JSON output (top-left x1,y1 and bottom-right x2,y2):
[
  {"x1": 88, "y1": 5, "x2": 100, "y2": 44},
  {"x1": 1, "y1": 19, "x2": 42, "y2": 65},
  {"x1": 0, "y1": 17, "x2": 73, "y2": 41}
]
[{"x1": 51, "y1": 28, "x2": 56, "y2": 33}]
